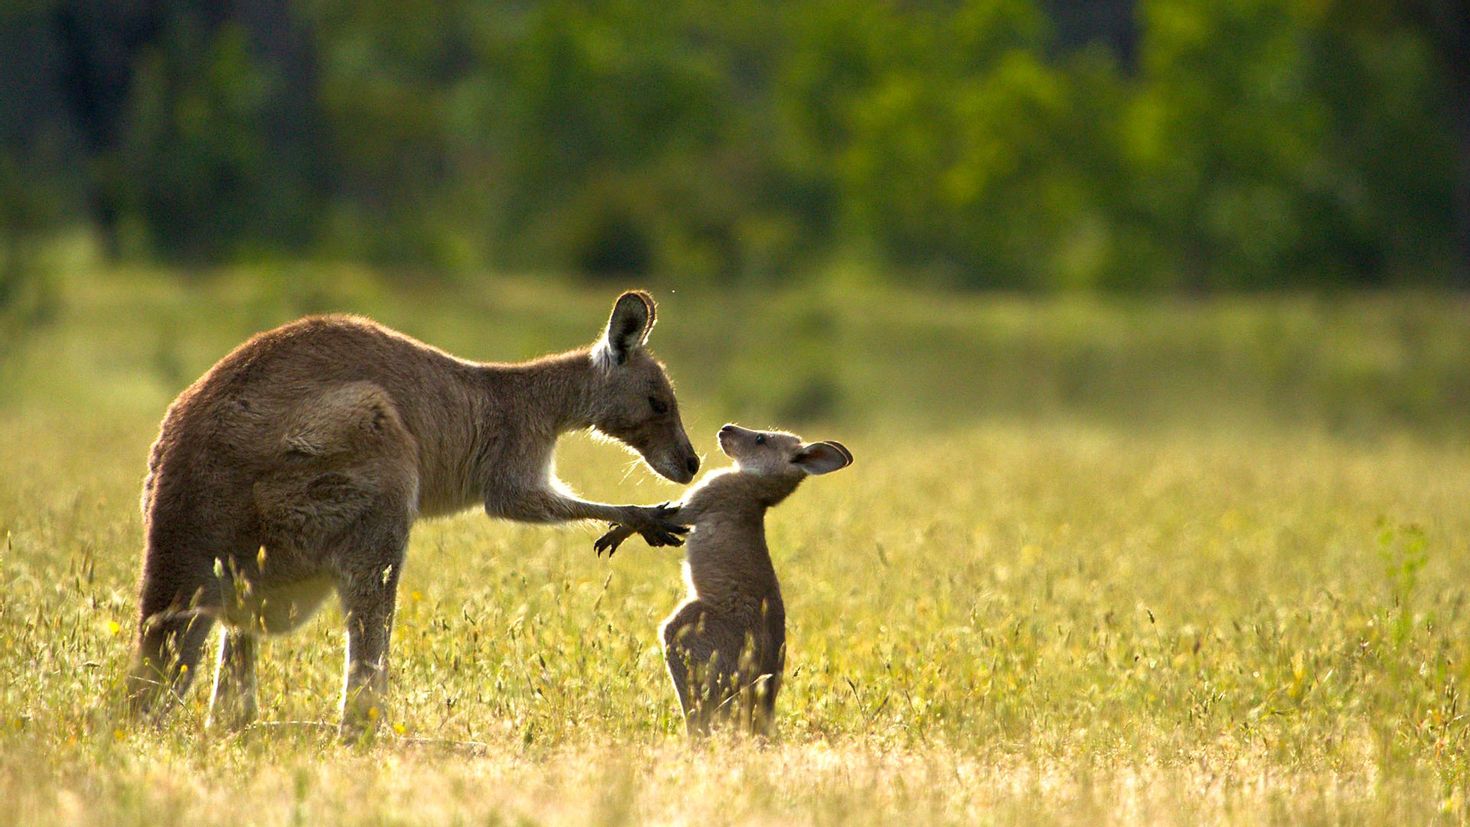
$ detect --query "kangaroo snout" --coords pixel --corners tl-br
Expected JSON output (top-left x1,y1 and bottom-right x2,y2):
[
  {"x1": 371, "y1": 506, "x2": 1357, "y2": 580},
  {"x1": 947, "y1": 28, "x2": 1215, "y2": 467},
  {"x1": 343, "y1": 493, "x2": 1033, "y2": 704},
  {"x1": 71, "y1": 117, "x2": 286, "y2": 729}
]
[
  {"x1": 652, "y1": 442, "x2": 699, "y2": 484},
  {"x1": 675, "y1": 440, "x2": 701, "y2": 482},
  {"x1": 717, "y1": 423, "x2": 759, "y2": 458}
]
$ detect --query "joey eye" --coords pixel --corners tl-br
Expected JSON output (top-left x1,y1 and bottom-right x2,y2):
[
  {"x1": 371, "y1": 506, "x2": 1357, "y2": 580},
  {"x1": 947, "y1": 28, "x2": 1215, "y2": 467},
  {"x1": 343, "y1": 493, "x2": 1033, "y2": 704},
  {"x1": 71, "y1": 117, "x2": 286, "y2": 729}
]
[
  {"x1": 754, "y1": 434, "x2": 766, "y2": 445},
  {"x1": 648, "y1": 397, "x2": 669, "y2": 415}
]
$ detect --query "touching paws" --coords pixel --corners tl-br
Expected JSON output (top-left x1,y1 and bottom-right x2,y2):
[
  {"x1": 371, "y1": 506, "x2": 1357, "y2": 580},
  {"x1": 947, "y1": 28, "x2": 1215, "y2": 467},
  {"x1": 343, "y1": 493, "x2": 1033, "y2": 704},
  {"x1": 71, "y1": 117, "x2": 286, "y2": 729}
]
[
  {"x1": 598, "y1": 504, "x2": 687, "y2": 555},
  {"x1": 594, "y1": 524, "x2": 634, "y2": 556}
]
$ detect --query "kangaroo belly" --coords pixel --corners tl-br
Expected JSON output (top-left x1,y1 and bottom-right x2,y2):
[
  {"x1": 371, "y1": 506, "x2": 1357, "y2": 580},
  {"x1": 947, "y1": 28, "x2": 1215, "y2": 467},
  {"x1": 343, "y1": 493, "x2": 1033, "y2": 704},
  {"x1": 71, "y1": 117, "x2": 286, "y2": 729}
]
[{"x1": 223, "y1": 574, "x2": 336, "y2": 635}]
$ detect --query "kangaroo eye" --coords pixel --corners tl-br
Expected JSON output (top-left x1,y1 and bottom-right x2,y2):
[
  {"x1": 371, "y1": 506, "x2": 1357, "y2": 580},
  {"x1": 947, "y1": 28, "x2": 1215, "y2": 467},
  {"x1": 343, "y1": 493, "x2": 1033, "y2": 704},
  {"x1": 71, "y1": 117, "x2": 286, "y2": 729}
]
[
  {"x1": 648, "y1": 397, "x2": 669, "y2": 415},
  {"x1": 754, "y1": 434, "x2": 766, "y2": 445}
]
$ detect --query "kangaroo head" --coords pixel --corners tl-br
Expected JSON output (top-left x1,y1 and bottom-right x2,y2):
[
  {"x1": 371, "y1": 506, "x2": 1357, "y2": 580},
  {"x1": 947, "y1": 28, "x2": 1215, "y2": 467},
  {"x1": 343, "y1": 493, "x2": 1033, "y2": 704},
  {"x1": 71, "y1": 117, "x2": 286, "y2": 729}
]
[
  {"x1": 717, "y1": 423, "x2": 853, "y2": 479},
  {"x1": 588, "y1": 291, "x2": 700, "y2": 484}
]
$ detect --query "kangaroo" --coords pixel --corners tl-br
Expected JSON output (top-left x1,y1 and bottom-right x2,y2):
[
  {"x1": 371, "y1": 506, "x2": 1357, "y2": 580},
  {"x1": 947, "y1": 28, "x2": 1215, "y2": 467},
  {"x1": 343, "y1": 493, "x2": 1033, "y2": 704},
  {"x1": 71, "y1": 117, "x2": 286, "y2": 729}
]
[
  {"x1": 126, "y1": 290, "x2": 698, "y2": 738},
  {"x1": 595, "y1": 423, "x2": 852, "y2": 736}
]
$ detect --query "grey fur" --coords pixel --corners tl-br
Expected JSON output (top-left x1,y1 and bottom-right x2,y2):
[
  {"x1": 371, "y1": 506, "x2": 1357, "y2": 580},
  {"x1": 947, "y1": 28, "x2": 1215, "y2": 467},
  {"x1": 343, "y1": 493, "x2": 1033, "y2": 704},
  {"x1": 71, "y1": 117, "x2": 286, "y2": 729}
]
[
  {"x1": 125, "y1": 291, "x2": 697, "y2": 738},
  {"x1": 596, "y1": 424, "x2": 852, "y2": 736}
]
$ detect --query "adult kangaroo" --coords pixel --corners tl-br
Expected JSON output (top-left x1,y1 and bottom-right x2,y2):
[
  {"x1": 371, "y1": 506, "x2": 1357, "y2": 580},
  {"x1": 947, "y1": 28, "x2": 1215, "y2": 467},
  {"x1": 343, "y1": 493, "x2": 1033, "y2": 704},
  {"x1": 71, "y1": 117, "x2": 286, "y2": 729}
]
[{"x1": 125, "y1": 290, "x2": 698, "y2": 737}]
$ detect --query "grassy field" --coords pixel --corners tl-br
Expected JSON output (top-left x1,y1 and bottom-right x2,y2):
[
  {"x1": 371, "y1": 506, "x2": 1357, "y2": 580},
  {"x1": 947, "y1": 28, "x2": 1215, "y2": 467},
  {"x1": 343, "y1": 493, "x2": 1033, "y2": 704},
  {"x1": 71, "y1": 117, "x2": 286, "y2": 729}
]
[{"x1": 2, "y1": 267, "x2": 1470, "y2": 824}]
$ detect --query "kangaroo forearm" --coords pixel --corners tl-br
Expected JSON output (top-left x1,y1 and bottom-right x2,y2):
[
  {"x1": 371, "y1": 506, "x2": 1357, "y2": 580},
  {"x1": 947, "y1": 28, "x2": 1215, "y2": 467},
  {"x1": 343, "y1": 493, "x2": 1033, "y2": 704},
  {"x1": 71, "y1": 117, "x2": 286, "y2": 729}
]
[{"x1": 485, "y1": 489, "x2": 624, "y2": 524}]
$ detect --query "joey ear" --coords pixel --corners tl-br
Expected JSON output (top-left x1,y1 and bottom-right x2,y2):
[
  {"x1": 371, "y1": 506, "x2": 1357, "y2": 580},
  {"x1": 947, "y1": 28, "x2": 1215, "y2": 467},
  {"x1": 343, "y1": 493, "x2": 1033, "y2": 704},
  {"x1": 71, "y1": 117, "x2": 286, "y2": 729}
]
[
  {"x1": 603, "y1": 290, "x2": 656, "y2": 365},
  {"x1": 793, "y1": 441, "x2": 853, "y2": 475}
]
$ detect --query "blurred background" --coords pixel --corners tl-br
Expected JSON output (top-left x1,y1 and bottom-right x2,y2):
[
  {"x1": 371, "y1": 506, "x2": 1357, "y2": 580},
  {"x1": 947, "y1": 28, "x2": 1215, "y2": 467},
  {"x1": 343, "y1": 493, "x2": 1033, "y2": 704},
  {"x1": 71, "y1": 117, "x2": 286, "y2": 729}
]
[
  {"x1": 0, "y1": 0, "x2": 1467, "y2": 440},
  {"x1": 1, "y1": 0, "x2": 1466, "y2": 291}
]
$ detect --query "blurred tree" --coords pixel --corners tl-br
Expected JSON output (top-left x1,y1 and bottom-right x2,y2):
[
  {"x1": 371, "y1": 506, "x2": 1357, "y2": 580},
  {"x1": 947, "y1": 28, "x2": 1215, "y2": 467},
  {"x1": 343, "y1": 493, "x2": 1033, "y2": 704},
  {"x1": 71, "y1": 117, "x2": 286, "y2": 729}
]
[
  {"x1": 0, "y1": 155, "x2": 59, "y2": 351},
  {"x1": 1307, "y1": 0, "x2": 1459, "y2": 285},
  {"x1": 1043, "y1": 0, "x2": 1138, "y2": 72},
  {"x1": 306, "y1": 0, "x2": 483, "y2": 269},
  {"x1": 0, "y1": 3, "x2": 68, "y2": 342},
  {"x1": 1123, "y1": 0, "x2": 1457, "y2": 288},
  {"x1": 51, "y1": 0, "x2": 162, "y2": 255},
  {"x1": 28, "y1": 0, "x2": 332, "y2": 261},
  {"x1": 1398, "y1": 0, "x2": 1470, "y2": 284},
  {"x1": 0, "y1": 0, "x2": 1462, "y2": 289}
]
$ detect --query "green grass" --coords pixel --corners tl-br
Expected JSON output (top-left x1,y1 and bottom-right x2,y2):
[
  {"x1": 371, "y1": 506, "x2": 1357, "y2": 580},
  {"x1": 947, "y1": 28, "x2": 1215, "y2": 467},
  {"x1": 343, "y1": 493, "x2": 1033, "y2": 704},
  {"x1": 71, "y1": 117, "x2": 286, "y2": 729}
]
[{"x1": 2, "y1": 267, "x2": 1469, "y2": 824}]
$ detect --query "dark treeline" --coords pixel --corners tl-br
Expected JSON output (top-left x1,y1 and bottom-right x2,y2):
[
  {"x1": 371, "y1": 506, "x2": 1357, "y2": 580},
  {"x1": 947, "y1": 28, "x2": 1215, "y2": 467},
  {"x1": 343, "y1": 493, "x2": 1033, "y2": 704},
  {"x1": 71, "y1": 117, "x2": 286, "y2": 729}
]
[{"x1": 1, "y1": 0, "x2": 1466, "y2": 289}]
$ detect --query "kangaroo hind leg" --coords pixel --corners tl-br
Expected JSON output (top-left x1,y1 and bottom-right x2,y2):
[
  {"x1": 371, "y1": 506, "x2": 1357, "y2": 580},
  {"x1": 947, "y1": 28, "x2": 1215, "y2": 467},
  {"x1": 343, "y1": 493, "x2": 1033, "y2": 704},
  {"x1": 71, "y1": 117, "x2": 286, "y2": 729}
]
[
  {"x1": 206, "y1": 627, "x2": 258, "y2": 731},
  {"x1": 662, "y1": 602, "x2": 748, "y2": 736},
  {"x1": 333, "y1": 504, "x2": 412, "y2": 742},
  {"x1": 126, "y1": 606, "x2": 217, "y2": 722},
  {"x1": 126, "y1": 552, "x2": 223, "y2": 722}
]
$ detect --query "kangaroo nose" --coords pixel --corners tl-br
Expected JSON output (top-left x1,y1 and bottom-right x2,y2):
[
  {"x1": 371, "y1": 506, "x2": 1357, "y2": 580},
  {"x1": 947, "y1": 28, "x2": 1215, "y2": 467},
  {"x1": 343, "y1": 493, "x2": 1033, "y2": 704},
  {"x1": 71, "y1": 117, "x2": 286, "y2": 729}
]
[
  {"x1": 719, "y1": 424, "x2": 735, "y2": 435},
  {"x1": 685, "y1": 455, "x2": 700, "y2": 475}
]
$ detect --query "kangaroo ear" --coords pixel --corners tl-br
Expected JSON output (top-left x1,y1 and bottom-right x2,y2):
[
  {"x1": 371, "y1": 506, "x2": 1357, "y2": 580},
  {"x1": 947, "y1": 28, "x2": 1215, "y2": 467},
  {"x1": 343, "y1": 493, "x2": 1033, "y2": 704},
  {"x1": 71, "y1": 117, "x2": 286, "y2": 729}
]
[
  {"x1": 602, "y1": 291, "x2": 656, "y2": 365},
  {"x1": 793, "y1": 441, "x2": 853, "y2": 475}
]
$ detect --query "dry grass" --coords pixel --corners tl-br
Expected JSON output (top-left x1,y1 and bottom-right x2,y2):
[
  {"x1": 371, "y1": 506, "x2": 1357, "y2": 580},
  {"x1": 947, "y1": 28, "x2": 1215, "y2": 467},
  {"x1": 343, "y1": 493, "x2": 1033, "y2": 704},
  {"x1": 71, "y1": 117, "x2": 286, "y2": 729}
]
[{"x1": 1, "y1": 268, "x2": 1468, "y2": 824}]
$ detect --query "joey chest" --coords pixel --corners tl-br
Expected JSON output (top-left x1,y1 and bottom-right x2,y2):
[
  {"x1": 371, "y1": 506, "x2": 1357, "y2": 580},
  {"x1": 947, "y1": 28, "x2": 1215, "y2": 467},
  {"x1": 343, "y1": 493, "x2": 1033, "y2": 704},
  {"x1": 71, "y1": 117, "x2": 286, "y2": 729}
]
[{"x1": 682, "y1": 515, "x2": 782, "y2": 617}]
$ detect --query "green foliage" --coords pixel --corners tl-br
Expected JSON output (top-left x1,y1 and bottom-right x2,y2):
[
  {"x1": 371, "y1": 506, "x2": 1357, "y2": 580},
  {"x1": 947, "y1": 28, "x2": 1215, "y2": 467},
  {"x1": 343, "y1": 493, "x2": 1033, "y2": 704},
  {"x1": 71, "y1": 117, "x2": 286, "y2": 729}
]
[
  {"x1": 0, "y1": 157, "x2": 59, "y2": 364},
  {"x1": 0, "y1": 1, "x2": 1463, "y2": 286},
  {"x1": 118, "y1": 22, "x2": 275, "y2": 258}
]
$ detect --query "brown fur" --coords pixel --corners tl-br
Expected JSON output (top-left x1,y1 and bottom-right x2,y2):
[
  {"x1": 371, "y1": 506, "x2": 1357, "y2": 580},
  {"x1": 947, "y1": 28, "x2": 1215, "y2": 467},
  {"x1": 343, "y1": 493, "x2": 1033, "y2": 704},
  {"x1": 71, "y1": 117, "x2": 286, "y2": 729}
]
[
  {"x1": 596, "y1": 424, "x2": 852, "y2": 736},
  {"x1": 126, "y1": 291, "x2": 698, "y2": 737}
]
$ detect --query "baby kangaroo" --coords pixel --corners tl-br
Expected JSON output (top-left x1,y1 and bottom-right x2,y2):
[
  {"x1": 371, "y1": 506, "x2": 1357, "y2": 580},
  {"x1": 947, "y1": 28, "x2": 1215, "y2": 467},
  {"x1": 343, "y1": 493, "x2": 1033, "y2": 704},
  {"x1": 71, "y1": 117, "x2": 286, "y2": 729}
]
[{"x1": 596, "y1": 424, "x2": 852, "y2": 736}]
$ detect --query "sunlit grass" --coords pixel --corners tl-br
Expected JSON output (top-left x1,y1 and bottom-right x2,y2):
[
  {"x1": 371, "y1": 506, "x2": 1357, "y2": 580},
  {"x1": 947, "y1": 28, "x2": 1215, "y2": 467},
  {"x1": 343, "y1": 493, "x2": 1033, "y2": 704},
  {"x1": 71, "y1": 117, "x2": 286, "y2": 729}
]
[{"x1": 1, "y1": 268, "x2": 1468, "y2": 824}]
